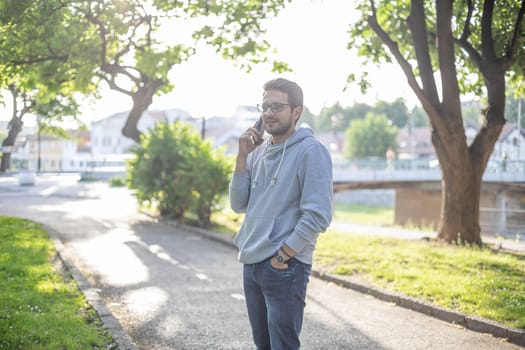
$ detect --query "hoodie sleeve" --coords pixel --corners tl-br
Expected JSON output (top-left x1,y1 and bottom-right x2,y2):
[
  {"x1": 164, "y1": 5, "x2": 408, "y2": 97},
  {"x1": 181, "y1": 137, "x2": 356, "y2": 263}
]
[
  {"x1": 285, "y1": 142, "x2": 333, "y2": 254},
  {"x1": 229, "y1": 170, "x2": 251, "y2": 213}
]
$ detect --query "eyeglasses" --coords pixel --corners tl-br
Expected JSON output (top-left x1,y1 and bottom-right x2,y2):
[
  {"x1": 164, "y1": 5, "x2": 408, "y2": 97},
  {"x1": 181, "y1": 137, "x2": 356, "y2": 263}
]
[{"x1": 257, "y1": 102, "x2": 290, "y2": 113}]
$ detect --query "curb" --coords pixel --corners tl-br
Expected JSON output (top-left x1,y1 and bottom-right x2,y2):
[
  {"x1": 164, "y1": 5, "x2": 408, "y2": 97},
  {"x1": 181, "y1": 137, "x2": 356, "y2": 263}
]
[
  {"x1": 173, "y1": 221, "x2": 525, "y2": 348},
  {"x1": 44, "y1": 224, "x2": 140, "y2": 350}
]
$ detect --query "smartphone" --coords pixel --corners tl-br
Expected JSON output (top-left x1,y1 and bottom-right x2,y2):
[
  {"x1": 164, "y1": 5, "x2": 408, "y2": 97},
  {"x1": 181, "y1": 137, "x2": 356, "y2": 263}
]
[{"x1": 255, "y1": 117, "x2": 264, "y2": 135}]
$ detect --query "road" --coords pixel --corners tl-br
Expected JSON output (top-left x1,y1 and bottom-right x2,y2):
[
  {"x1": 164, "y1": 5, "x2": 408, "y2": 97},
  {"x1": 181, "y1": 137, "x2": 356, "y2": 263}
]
[{"x1": 0, "y1": 173, "x2": 522, "y2": 349}]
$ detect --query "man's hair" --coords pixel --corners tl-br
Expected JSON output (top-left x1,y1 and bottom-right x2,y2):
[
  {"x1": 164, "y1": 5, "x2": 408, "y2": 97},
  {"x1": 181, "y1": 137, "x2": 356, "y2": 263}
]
[{"x1": 263, "y1": 78, "x2": 303, "y2": 108}]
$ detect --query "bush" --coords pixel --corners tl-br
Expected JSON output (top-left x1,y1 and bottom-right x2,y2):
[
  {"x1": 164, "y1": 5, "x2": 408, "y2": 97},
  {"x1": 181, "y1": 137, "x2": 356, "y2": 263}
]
[
  {"x1": 109, "y1": 176, "x2": 126, "y2": 187},
  {"x1": 127, "y1": 121, "x2": 233, "y2": 226}
]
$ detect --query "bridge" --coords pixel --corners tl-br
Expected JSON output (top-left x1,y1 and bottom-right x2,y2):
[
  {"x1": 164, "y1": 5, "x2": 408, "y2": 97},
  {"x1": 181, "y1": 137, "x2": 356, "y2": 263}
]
[
  {"x1": 331, "y1": 158, "x2": 525, "y2": 237},
  {"x1": 332, "y1": 158, "x2": 525, "y2": 192}
]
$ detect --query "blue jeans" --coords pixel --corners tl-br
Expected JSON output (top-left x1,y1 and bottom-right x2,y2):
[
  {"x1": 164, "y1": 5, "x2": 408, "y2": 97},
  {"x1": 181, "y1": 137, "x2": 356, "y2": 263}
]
[{"x1": 243, "y1": 257, "x2": 312, "y2": 350}]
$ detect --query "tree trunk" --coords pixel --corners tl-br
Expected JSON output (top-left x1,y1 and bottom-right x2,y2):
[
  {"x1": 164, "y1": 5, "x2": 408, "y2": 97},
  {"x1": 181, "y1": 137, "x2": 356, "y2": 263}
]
[
  {"x1": 0, "y1": 117, "x2": 23, "y2": 172},
  {"x1": 121, "y1": 80, "x2": 162, "y2": 144},
  {"x1": 430, "y1": 111, "x2": 486, "y2": 246},
  {"x1": 0, "y1": 151, "x2": 12, "y2": 173},
  {"x1": 438, "y1": 160, "x2": 483, "y2": 245},
  {"x1": 122, "y1": 102, "x2": 143, "y2": 144}
]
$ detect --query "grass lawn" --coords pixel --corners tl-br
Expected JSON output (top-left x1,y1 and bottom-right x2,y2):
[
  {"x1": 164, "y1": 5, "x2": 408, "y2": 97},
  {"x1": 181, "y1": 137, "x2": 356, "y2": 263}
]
[
  {"x1": 315, "y1": 230, "x2": 525, "y2": 330},
  {"x1": 0, "y1": 216, "x2": 114, "y2": 349},
  {"x1": 209, "y1": 202, "x2": 525, "y2": 330},
  {"x1": 332, "y1": 203, "x2": 394, "y2": 226}
]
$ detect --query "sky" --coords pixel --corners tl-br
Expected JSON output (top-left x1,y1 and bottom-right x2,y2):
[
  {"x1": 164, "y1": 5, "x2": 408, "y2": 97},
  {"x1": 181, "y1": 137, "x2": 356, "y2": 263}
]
[{"x1": 2, "y1": 0, "x2": 416, "y2": 127}]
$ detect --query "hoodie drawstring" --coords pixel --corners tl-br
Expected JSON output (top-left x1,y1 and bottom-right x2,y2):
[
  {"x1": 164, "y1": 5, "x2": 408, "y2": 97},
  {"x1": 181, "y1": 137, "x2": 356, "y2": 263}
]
[
  {"x1": 251, "y1": 138, "x2": 289, "y2": 188},
  {"x1": 271, "y1": 138, "x2": 288, "y2": 185}
]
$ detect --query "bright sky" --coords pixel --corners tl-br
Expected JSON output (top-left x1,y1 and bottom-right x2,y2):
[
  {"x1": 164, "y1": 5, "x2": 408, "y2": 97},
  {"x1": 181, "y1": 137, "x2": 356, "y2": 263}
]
[{"x1": 2, "y1": 0, "x2": 415, "y2": 126}]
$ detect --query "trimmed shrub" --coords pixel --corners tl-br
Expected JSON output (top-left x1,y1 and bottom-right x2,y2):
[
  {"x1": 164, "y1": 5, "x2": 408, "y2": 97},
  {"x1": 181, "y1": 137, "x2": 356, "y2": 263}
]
[{"x1": 127, "y1": 121, "x2": 232, "y2": 226}]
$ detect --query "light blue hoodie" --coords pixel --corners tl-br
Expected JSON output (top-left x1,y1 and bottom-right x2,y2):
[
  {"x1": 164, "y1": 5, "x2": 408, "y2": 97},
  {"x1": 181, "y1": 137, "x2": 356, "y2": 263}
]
[{"x1": 229, "y1": 127, "x2": 333, "y2": 265}]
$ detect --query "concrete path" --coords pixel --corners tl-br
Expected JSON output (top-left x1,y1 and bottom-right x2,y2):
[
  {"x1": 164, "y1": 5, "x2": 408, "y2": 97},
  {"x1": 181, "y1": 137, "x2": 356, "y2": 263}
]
[{"x1": 0, "y1": 174, "x2": 523, "y2": 349}]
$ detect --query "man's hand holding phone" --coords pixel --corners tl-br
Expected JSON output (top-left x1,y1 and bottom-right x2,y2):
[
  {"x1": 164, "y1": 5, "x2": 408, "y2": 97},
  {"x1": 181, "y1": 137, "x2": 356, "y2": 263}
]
[
  {"x1": 238, "y1": 117, "x2": 265, "y2": 160},
  {"x1": 249, "y1": 117, "x2": 265, "y2": 145}
]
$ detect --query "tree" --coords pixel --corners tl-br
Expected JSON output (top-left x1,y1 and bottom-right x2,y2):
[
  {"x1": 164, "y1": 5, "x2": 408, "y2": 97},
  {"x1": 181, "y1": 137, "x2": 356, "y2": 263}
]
[
  {"x1": 70, "y1": 0, "x2": 291, "y2": 143},
  {"x1": 316, "y1": 102, "x2": 372, "y2": 132},
  {"x1": 373, "y1": 98, "x2": 410, "y2": 128},
  {"x1": 0, "y1": 0, "x2": 94, "y2": 171},
  {"x1": 344, "y1": 113, "x2": 398, "y2": 158},
  {"x1": 409, "y1": 105, "x2": 429, "y2": 127},
  {"x1": 350, "y1": 0, "x2": 525, "y2": 245}
]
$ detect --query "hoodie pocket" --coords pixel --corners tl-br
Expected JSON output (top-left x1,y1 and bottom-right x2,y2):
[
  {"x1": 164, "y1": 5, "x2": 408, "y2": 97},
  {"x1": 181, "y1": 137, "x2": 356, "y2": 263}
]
[{"x1": 234, "y1": 216, "x2": 276, "y2": 251}]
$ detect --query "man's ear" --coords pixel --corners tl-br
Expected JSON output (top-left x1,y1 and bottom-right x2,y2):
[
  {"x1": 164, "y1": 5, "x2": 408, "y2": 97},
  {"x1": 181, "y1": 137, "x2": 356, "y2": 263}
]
[{"x1": 293, "y1": 106, "x2": 303, "y2": 124}]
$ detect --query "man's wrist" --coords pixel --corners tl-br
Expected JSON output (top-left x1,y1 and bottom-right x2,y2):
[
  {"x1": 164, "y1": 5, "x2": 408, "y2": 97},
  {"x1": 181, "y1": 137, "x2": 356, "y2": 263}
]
[
  {"x1": 279, "y1": 248, "x2": 292, "y2": 260},
  {"x1": 280, "y1": 245, "x2": 295, "y2": 259},
  {"x1": 274, "y1": 250, "x2": 290, "y2": 264}
]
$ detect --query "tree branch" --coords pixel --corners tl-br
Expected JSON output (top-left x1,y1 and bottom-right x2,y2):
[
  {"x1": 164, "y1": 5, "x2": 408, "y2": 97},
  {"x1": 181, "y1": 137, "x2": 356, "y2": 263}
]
[
  {"x1": 366, "y1": 1, "x2": 449, "y2": 141},
  {"x1": 366, "y1": 9, "x2": 424, "y2": 101},
  {"x1": 455, "y1": 0, "x2": 483, "y2": 67},
  {"x1": 407, "y1": 0, "x2": 440, "y2": 105},
  {"x1": 481, "y1": 0, "x2": 497, "y2": 62},
  {"x1": 459, "y1": 0, "x2": 474, "y2": 42},
  {"x1": 436, "y1": 0, "x2": 461, "y2": 112},
  {"x1": 10, "y1": 55, "x2": 68, "y2": 65},
  {"x1": 96, "y1": 73, "x2": 133, "y2": 97},
  {"x1": 506, "y1": 0, "x2": 525, "y2": 59},
  {"x1": 100, "y1": 63, "x2": 142, "y2": 86},
  {"x1": 82, "y1": 6, "x2": 108, "y2": 66}
]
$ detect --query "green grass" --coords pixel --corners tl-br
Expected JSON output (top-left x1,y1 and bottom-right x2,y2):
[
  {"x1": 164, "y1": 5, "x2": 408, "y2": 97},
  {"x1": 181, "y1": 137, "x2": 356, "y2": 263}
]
[
  {"x1": 314, "y1": 231, "x2": 525, "y2": 329},
  {"x1": 333, "y1": 203, "x2": 393, "y2": 226},
  {"x1": 210, "y1": 201, "x2": 525, "y2": 330},
  {"x1": 0, "y1": 216, "x2": 114, "y2": 349}
]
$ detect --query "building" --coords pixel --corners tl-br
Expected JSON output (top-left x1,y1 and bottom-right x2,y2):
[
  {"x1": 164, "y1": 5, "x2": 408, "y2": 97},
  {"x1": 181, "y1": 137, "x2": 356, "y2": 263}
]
[
  {"x1": 90, "y1": 108, "x2": 192, "y2": 155},
  {"x1": 396, "y1": 123, "x2": 525, "y2": 166},
  {"x1": 201, "y1": 105, "x2": 260, "y2": 154},
  {"x1": 14, "y1": 130, "x2": 91, "y2": 172}
]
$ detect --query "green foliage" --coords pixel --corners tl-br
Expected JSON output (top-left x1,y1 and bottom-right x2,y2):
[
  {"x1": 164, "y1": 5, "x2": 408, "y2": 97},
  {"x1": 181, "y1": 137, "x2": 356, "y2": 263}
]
[
  {"x1": 349, "y1": 0, "x2": 525, "y2": 99},
  {"x1": 0, "y1": 216, "x2": 113, "y2": 349},
  {"x1": 374, "y1": 98, "x2": 409, "y2": 128},
  {"x1": 409, "y1": 105, "x2": 429, "y2": 127},
  {"x1": 344, "y1": 113, "x2": 398, "y2": 158},
  {"x1": 0, "y1": 0, "x2": 96, "y2": 158},
  {"x1": 316, "y1": 103, "x2": 349, "y2": 132},
  {"x1": 188, "y1": 0, "x2": 292, "y2": 73},
  {"x1": 127, "y1": 121, "x2": 233, "y2": 226},
  {"x1": 109, "y1": 176, "x2": 126, "y2": 187},
  {"x1": 314, "y1": 100, "x2": 409, "y2": 133}
]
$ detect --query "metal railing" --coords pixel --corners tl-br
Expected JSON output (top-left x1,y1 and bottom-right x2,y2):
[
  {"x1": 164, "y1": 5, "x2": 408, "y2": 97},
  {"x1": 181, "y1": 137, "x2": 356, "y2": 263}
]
[{"x1": 333, "y1": 158, "x2": 525, "y2": 183}]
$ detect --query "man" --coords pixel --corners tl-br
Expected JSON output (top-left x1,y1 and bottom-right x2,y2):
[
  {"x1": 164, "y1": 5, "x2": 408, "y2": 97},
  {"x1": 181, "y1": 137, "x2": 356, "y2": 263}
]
[{"x1": 229, "y1": 78, "x2": 333, "y2": 349}]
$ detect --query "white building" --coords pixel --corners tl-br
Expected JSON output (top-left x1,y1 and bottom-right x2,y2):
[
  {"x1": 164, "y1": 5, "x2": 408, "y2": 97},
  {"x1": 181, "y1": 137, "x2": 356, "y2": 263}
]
[{"x1": 90, "y1": 108, "x2": 192, "y2": 155}]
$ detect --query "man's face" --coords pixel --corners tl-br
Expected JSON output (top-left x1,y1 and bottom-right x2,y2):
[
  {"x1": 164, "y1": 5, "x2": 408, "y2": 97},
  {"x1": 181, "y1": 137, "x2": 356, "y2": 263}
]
[{"x1": 261, "y1": 89, "x2": 301, "y2": 142}]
